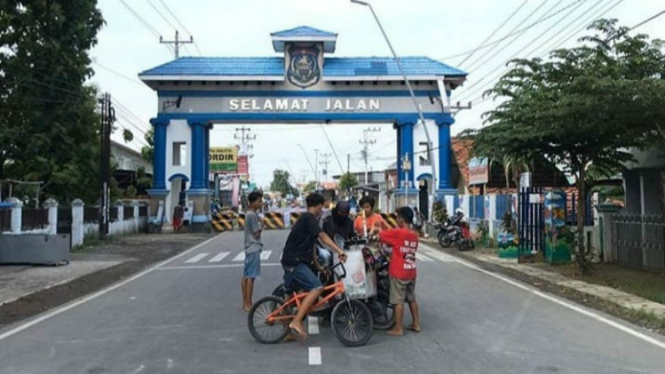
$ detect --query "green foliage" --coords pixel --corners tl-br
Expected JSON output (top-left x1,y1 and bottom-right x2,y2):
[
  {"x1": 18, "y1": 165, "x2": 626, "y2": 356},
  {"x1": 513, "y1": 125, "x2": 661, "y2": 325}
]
[
  {"x1": 338, "y1": 173, "x2": 358, "y2": 192},
  {"x1": 125, "y1": 185, "x2": 137, "y2": 197},
  {"x1": 270, "y1": 169, "x2": 298, "y2": 197},
  {"x1": 136, "y1": 167, "x2": 152, "y2": 195},
  {"x1": 122, "y1": 129, "x2": 134, "y2": 143},
  {"x1": 141, "y1": 128, "x2": 154, "y2": 163},
  {"x1": 432, "y1": 200, "x2": 448, "y2": 223},
  {"x1": 501, "y1": 211, "x2": 517, "y2": 235},
  {"x1": 0, "y1": 1, "x2": 104, "y2": 204},
  {"x1": 470, "y1": 19, "x2": 665, "y2": 272},
  {"x1": 303, "y1": 180, "x2": 318, "y2": 193}
]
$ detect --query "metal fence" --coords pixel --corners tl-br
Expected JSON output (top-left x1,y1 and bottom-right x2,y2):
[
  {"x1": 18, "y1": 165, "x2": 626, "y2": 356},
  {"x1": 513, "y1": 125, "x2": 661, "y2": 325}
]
[
  {"x1": 518, "y1": 187, "x2": 545, "y2": 257},
  {"x1": 567, "y1": 193, "x2": 594, "y2": 226},
  {"x1": 21, "y1": 208, "x2": 48, "y2": 231},
  {"x1": 612, "y1": 213, "x2": 665, "y2": 272},
  {"x1": 139, "y1": 206, "x2": 148, "y2": 217},
  {"x1": 83, "y1": 207, "x2": 98, "y2": 223}
]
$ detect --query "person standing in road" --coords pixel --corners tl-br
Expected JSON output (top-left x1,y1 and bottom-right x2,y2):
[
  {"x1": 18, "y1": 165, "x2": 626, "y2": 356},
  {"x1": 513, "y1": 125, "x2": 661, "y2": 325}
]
[
  {"x1": 379, "y1": 206, "x2": 421, "y2": 336},
  {"x1": 242, "y1": 191, "x2": 264, "y2": 311}
]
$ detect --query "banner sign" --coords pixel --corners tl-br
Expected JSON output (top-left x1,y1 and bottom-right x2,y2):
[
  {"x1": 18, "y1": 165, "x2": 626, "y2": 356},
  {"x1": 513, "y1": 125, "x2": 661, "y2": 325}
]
[
  {"x1": 237, "y1": 155, "x2": 249, "y2": 176},
  {"x1": 468, "y1": 157, "x2": 489, "y2": 185},
  {"x1": 210, "y1": 147, "x2": 238, "y2": 173}
]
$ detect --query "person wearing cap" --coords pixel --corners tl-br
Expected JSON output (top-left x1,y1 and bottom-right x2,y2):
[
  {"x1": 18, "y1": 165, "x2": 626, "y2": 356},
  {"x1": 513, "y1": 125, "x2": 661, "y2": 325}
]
[{"x1": 320, "y1": 200, "x2": 355, "y2": 242}]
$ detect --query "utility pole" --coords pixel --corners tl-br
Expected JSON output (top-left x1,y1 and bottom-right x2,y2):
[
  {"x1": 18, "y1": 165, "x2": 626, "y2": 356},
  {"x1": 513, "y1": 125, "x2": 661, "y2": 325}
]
[
  {"x1": 314, "y1": 149, "x2": 319, "y2": 190},
  {"x1": 319, "y1": 153, "x2": 331, "y2": 183},
  {"x1": 99, "y1": 93, "x2": 115, "y2": 240},
  {"x1": 359, "y1": 127, "x2": 380, "y2": 184},
  {"x1": 232, "y1": 126, "x2": 256, "y2": 204},
  {"x1": 160, "y1": 30, "x2": 193, "y2": 59},
  {"x1": 402, "y1": 152, "x2": 412, "y2": 208}
]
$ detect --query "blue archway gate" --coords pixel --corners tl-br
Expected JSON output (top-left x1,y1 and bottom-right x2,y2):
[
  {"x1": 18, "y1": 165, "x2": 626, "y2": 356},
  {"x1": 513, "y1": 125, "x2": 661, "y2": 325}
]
[{"x1": 139, "y1": 26, "x2": 467, "y2": 231}]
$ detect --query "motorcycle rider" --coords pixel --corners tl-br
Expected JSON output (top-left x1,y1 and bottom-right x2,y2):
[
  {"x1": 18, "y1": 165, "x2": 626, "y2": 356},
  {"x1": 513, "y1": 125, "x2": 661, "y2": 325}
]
[{"x1": 320, "y1": 200, "x2": 355, "y2": 241}]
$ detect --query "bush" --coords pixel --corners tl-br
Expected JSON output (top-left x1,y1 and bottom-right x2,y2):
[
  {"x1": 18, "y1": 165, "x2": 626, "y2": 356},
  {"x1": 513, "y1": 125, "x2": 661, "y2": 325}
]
[{"x1": 433, "y1": 200, "x2": 448, "y2": 223}]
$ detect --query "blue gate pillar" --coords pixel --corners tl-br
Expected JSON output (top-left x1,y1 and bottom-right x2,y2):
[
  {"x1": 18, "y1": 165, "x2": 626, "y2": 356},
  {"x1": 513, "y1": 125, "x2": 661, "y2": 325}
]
[
  {"x1": 436, "y1": 115, "x2": 457, "y2": 199},
  {"x1": 395, "y1": 120, "x2": 418, "y2": 205},
  {"x1": 148, "y1": 118, "x2": 169, "y2": 191},
  {"x1": 186, "y1": 119, "x2": 212, "y2": 232}
]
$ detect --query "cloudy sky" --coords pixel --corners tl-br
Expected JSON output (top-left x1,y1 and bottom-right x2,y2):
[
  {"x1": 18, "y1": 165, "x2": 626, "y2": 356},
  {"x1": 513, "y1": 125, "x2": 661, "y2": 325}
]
[{"x1": 90, "y1": 0, "x2": 664, "y2": 187}]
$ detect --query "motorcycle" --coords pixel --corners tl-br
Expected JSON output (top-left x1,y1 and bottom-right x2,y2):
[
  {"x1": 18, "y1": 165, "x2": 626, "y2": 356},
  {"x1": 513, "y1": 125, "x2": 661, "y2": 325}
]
[
  {"x1": 272, "y1": 235, "x2": 395, "y2": 330},
  {"x1": 436, "y1": 212, "x2": 475, "y2": 251}
]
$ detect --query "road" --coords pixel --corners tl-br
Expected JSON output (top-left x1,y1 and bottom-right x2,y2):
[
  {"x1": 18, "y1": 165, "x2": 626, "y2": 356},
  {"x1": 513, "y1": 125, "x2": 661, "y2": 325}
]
[{"x1": 1, "y1": 230, "x2": 664, "y2": 374}]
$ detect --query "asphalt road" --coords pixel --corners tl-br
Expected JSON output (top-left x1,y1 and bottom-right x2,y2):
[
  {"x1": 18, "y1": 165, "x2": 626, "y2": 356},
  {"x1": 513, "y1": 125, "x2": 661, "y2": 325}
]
[{"x1": 1, "y1": 230, "x2": 664, "y2": 374}]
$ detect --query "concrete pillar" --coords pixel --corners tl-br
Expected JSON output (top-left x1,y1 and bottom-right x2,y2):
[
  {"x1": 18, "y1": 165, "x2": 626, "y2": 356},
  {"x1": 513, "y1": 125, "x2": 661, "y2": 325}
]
[
  {"x1": 132, "y1": 200, "x2": 140, "y2": 233},
  {"x1": 9, "y1": 197, "x2": 23, "y2": 234},
  {"x1": 488, "y1": 194, "x2": 497, "y2": 238},
  {"x1": 460, "y1": 194, "x2": 470, "y2": 218},
  {"x1": 595, "y1": 203, "x2": 622, "y2": 263},
  {"x1": 72, "y1": 199, "x2": 85, "y2": 247},
  {"x1": 436, "y1": 117, "x2": 454, "y2": 190},
  {"x1": 115, "y1": 200, "x2": 124, "y2": 222},
  {"x1": 44, "y1": 198, "x2": 59, "y2": 235}
]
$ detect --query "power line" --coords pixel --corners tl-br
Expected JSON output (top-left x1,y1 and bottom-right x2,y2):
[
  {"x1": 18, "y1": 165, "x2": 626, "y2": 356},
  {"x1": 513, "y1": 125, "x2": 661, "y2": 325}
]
[
  {"x1": 457, "y1": 0, "x2": 530, "y2": 67},
  {"x1": 456, "y1": 0, "x2": 594, "y2": 103},
  {"x1": 319, "y1": 125, "x2": 346, "y2": 175},
  {"x1": 436, "y1": 0, "x2": 586, "y2": 62},
  {"x1": 93, "y1": 61, "x2": 147, "y2": 88},
  {"x1": 146, "y1": 0, "x2": 178, "y2": 31},
  {"x1": 118, "y1": 0, "x2": 174, "y2": 55},
  {"x1": 472, "y1": 0, "x2": 626, "y2": 106},
  {"x1": 157, "y1": 0, "x2": 204, "y2": 55},
  {"x1": 464, "y1": 0, "x2": 557, "y2": 73}
]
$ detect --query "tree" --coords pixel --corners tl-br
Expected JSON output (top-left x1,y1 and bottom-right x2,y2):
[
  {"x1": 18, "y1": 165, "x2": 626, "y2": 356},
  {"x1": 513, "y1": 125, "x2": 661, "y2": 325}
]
[
  {"x1": 302, "y1": 181, "x2": 318, "y2": 193},
  {"x1": 472, "y1": 19, "x2": 664, "y2": 272},
  {"x1": 338, "y1": 173, "x2": 358, "y2": 192},
  {"x1": 270, "y1": 169, "x2": 298, "y2": 197},
  {"x1": 0, "y1": 1, "x2": 104, "y2": 204},
  {"x1": 141, "y1": 128, "x2": 155, "y2": 163}
]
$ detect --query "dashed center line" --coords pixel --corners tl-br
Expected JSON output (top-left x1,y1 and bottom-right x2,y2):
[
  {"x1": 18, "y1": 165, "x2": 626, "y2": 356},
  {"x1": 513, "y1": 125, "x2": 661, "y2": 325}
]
[
  {"x1": 308, "y1": 316, "x2": 319, "y2": 335},
  {"x1": 308, "y1": 347, "x2": 322, "y2": 365},
  {"x1": 260, "y1": 250, "x2": 273, "y2": 260}
]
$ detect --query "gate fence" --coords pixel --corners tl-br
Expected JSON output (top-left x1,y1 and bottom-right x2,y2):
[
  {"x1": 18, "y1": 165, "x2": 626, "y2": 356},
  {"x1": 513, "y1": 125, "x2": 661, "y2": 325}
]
[{"x1": 612, "y1": 213, "x2": 665, "y2": 272}]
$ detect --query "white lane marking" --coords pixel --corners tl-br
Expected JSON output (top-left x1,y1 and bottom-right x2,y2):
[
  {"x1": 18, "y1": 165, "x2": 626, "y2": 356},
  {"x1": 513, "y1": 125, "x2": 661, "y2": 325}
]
[
  {"x1": 158, "y1": 263, "x2": 282, "y2": 271},
  {"x1": 421, "y1": 243, "x2": 665, "y2": 350},
  {"x1": 308, "y1": 347, "x2": 322, "y2": 365},
  {"x1": 308, "y1": 316, "x2": 320, "y2": 335},
  {"x1": 0, "y1": 234, "x2": 223, "y2": 342},
  {"x1": 416, "y1": 253, "x2": 433, "y2": 262},
  {"x1": 419, "y1": 246, "x2": 457, "y2": 262},
  {"x1": 260, "y1": 250, "x2": 272, "y2": 261},
  {"x1": 129, "y1": 365, "x2": 145, "y2": 374},
  {"x1": 208, "y1": 252, "x2": 230, "y2": 263},
  {"x1": 185, "y1": 253, "x2": 209, "y2": 263},
  {"x1": 233, "y1": 252, "x2": 246, "y2": 262}
]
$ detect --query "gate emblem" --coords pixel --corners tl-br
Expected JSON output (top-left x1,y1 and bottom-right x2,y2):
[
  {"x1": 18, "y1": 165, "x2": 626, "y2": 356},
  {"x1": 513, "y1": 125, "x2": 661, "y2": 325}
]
[{"x1": 287, "y1": 44, "x2": 321, "y2": 89}]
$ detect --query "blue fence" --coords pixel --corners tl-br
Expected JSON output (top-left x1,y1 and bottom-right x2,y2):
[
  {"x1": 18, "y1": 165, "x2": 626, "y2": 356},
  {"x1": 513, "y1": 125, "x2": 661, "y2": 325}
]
[
  {"x1": 567, "y1": 193, "x2": 594, "y2": 226},
  {"x1": 469, "y1": 195, "x2": 484, "y2": 219},
  {"x1": 495, "y1": 194, "x2": 511, "y2": 220}
]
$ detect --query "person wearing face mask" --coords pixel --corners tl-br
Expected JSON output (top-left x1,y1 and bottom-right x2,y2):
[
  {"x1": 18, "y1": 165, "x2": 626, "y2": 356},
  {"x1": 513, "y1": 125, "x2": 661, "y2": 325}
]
[{"x1": 320, "y1": 200, "x2": 356, "y2": 242}]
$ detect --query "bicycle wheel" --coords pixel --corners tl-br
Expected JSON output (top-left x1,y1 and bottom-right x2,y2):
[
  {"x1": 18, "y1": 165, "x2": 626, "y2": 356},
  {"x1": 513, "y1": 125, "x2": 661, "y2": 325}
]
[
  {"x1": 331, "y1": 299, "x2": 374, "y2": 347},
  {"x1": 248, "y1": 296, "x2": 291, "y2": 344}
]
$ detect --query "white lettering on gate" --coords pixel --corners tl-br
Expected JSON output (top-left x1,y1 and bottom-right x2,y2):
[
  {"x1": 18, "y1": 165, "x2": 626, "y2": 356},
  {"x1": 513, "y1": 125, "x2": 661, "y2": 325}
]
[
  {"x1": 369, "y1": 99, "x2": 379, "y2": 111},
  {"x1": 291, "y1": 100, "x2": 301, "y2": 111},
  {"x1": 241, "y1": 99, "x2": 250, "y2": 111},
  {"x1": 229, "y1": 99, "x2": 239, "y2": 111},
  {"x1": 263, "y1": 100, "x2": 273, "y2": 111},
  {"x1": 357, "y1": 100, "x2": 367, "y2": 111},
  {"x1": 275, "y1": 99, "x2": 289, "y2": 111}
]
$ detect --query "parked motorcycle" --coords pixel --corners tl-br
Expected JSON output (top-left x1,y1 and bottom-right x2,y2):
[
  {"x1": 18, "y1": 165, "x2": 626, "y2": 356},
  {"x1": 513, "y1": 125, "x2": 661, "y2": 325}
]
[{"x1": 436, "y1": 209, "x2": 475, "y2": 251}]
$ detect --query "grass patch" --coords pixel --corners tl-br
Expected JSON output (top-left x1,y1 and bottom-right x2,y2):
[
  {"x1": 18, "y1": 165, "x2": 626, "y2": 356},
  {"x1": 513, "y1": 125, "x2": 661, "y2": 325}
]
[
  {"x1": 627, "y1": 308, "x2": 665, "y2": 331},
  {"x1": 532, "y1": 262, "x2": 665, "y2": 305}
]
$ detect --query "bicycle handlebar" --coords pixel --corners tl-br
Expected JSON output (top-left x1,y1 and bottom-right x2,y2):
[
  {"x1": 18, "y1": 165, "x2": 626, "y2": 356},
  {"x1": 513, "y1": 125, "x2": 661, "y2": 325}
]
[{"x1": 331, "y1": 261, "x2": 347, "y2": 279}]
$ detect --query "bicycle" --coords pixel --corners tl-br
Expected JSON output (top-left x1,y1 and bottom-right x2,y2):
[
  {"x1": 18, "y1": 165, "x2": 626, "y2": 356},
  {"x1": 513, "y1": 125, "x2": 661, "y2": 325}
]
[{"x1": 248, "y1": 262, "x2": 374, "y2": 347}]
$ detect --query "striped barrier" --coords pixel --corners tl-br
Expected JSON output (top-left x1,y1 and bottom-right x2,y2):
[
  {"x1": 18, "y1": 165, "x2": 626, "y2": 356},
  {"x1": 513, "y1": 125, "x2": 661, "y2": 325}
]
[
  {"x1": 212, "y1": 211, "x2": 235, "y2": 232},
  {"x1": 381, "y1": 213, "x2": 398, "y2": 229},
  {"x1": 237, "y1": 213, "x2": 245, "y2": 230},
  {"x1": 262, "y1": 212, "x2": 285, "y2": 230},
  {"x1": 289, "y1": 211, "x2": 302, "y2": 227}
]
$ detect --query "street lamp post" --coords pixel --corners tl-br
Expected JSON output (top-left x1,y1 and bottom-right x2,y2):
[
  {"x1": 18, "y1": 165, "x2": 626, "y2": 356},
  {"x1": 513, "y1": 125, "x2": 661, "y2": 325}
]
[{"x1": 351, "y1": 0, "x2": 439, "y2": 217}]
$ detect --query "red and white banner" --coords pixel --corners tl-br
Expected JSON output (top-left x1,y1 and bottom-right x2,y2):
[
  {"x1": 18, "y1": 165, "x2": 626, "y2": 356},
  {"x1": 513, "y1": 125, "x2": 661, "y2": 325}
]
[{"x1": 238, "y1": 155, "x2": 249, "y2": 176}]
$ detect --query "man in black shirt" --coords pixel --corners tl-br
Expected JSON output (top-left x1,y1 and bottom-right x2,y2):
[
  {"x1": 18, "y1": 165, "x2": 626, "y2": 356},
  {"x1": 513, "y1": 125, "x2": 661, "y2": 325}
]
[
  {"x1": 320, "y1": 200, "x2": 355, "y2": 242},
  {"x1": 281, "y1": 193, "x2": 346, "y2": 340}
]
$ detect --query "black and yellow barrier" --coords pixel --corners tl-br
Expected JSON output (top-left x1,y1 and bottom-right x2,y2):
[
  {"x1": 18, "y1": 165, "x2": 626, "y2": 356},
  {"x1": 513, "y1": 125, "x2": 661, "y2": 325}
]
[
  {"x1": 262, "y1": 212, "x2": 285, "y2": 230},
  {"x1": 289, "y1": 211, "x2": 302, "y2": 227},
  {"x1": 237, "y1": 213, "x2": 245, "y2": 230},
  {"x1": 381, "y1": 213, "x2": 398, "y2": 229},
  {"x1": 212, "y1": 211, "x2": 235, "y2": 232}
]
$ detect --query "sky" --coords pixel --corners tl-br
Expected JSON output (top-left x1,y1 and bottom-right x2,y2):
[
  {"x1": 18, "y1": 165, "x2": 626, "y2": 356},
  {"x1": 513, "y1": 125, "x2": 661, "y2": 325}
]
[{"x1": 90, "y1": 0, "x2": 665, "y2": 187}]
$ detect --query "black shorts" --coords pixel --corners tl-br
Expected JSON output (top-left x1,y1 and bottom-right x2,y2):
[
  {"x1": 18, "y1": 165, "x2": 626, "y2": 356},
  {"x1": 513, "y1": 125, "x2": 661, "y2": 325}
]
[{"x1": 183, "y1": 220, "x2": 190, "y2": 226}]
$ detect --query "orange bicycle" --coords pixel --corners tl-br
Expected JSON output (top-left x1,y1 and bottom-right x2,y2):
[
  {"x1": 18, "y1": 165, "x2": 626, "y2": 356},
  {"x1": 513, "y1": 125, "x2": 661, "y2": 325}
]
[{"x1": 247, "y1": 262, "x2": 374, "y2": 347}]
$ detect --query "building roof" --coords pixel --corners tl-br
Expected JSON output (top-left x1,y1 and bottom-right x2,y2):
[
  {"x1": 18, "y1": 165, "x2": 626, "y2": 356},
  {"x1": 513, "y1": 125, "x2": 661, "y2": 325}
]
[
  {"x1": 270, "y1": 26, "x2": 338, "y2": 53},
  {"x1": 139, "y1": 56, "x2": 466, "y2": 81},
  {"x1": 270, "y1": 26, "x2": 337, "y2": 38}
]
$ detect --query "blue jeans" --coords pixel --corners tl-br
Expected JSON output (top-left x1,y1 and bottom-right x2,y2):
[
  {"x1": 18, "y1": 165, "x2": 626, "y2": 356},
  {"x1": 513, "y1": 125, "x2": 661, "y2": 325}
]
[
  {"x1": 283, "y1": 263, "x2": 323, "y2": 292},
  {"x1": 244, "y1": 251, "x2": 261, "y2": 278}
]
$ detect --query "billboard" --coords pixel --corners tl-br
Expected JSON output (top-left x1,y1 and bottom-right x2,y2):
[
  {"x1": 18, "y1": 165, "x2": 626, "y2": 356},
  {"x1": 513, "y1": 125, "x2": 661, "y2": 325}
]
[
  {"x1": 210, "y1": 147, "x2": 238, "y2": 173},
  {"x1": 237, "y1": 155, "x2": 249, "y2": 176},
  {"x1": 468, "y1": 157, "x2": 489, "y2": 185}
]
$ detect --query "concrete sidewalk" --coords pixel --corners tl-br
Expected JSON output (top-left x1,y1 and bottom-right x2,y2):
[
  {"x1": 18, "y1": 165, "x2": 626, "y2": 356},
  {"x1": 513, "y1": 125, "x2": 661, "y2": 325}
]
[{"x1": 424, "y1": 241, "x2": 665, "y2": 320}]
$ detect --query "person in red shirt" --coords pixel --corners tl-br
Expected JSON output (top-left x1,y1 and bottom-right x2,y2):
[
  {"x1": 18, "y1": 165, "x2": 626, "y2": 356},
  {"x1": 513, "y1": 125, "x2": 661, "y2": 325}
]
[{"x1": 379, "y1": 206, "x2": 421, "y2": 336}]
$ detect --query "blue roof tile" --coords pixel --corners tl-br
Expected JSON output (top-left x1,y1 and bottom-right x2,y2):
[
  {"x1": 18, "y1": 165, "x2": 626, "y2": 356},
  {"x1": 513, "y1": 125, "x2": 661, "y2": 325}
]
[
  {"x1": 139, "y1": 57, "x2": 466, "y2": 77},
  {"x1": 271, "y1": 26, "x2": 337, "y2": 38}
]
